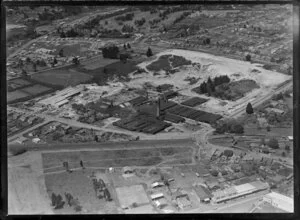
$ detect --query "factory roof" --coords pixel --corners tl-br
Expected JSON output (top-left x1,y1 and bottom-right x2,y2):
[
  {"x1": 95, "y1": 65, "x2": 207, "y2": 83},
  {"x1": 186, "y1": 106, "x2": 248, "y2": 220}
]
[
  {"x1": 234, "y1": 183, "x2": 256, "y2": 194},
  {"x1": 265, "y1": 192, "x2": 293, "y2": 205}
]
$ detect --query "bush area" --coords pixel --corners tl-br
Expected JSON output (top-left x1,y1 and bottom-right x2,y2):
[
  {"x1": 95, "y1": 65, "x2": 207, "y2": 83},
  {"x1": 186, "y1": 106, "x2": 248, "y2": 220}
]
[
  {"x1": 146, "y1": 54, "x2": 191, "y2": 72},
  {"x1": 215, "y1": 119, "x2": 244, "y2": 134},
  {"x1": 194, "y1": 78, "x2": 259, "y2": 101}
]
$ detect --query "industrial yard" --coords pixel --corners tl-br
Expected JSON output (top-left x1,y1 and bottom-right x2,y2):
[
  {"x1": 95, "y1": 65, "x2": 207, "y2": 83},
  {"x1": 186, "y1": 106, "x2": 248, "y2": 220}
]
[{"x1": 6, "y1": 4, "x2": 294, "y2": 215}]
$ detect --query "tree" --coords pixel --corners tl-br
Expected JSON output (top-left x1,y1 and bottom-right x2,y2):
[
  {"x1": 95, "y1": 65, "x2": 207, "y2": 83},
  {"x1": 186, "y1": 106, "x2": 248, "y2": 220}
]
[
  {"x1": 21, "y1": 69, "x2": 27, "y2": 76},
  {"x1": 282, "y1": 152, "x2": 286, "y2": 157},
  {"x1": 285, "y1": 145, "x2": 290, "y2": 151},
  {"x1": 72, "y1": 57, "x2": 80, "y2": 65},
  {"x1": 123, "y1": 44, "x2": 127, "y2": 50},
  {"x1": 210, "y1": 170, "x2": 219, "y2": 177},
  {"x1": 246, "y1": 102, "x2": 254, "y2": 114},
  {"x1": 246, "y1": 54, "x2": 251, "y2": 62},
  {"x1": 26, "y1": 57, "x2": 31, "y2": 64},
  {"x1": 33, "y1": 62, "x2": 37, "y2": 72},
  {"x1": 59, "y1": 48, "x2": 64, "y2": 57},
  {"x1": 127, "y1": 43, "x2": 131, "y2": 49},
  {"x1": 268, "y1": 138, "x2": 279, "y2": 149},
  {"x1": 146, "y1": 47, "x2": 153, "y2": 57},
  {"x1": 60, "y1": 31, "x2": 66, "y2": 38},
  {"x1": 266, "y1": 125, "x2": 271, "y2": 132},
  {"x1": 53, "y1": 57, "x2": 58, "y2": 65}
]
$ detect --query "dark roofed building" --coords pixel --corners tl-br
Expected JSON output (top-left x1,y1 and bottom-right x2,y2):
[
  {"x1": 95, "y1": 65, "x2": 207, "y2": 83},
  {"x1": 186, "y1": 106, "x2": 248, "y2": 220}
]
[{"x1": 193, "y1": 186, "x2": 212, "y2": 203}]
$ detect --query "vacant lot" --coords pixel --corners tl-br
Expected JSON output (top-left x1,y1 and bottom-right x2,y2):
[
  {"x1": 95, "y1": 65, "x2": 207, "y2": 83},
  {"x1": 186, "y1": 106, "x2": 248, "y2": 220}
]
[
  {"x1": 21, "y1": 84, "x2": 52, "y2": 95},
  {"x1": 31, "y1": 68, "x2": 92, "y2": 87}
]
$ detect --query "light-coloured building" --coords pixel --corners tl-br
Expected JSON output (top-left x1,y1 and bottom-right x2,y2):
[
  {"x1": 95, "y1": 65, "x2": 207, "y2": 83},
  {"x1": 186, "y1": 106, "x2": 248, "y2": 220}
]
[
  {"x1": 150, "y1": 193, "x2": 164, "y2": 200},
  {"x1": 38, "y1": 87, "x2": 83, "y2": 108},
  {"x1": 263, "y1": 192, "x2": 293, "y2": 212},
  {"x1": 212, "y1": 181, "x2": 269, "y2": 203}
]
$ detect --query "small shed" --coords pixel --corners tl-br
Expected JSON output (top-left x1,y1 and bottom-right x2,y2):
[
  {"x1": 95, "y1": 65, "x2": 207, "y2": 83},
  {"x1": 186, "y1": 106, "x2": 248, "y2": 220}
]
[
  {"x1": 123, "y1": 166, "x2": 134, "y2": 174},
  {"x1": 151, "y1": 192, "x2": 164, "y2": 200}
]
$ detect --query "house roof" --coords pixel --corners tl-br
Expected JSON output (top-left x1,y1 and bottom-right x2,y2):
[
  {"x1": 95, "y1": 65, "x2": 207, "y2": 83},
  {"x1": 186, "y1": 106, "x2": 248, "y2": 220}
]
[{"x1": 193, "y1": 186, "x2": 212, "y2": 199}]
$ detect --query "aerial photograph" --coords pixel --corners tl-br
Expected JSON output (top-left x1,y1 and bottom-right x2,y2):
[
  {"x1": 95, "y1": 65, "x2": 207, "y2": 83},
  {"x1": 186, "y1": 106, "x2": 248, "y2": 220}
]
[{"x1": 6, "y1": 4, "x2": 294, "y2": 214}]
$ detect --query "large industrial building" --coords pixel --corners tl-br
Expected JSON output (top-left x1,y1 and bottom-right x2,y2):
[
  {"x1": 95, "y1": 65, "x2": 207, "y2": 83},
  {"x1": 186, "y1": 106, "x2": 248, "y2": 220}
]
[
  {"x1": 263, "y1": 192, "x2": 294, "y2": 212},
  {"x1": 211, "y1": 181, "x2": 269, "y2": 203},
  {"x1": 38, "y1": 87, "x2": 83, "y2": 108}
]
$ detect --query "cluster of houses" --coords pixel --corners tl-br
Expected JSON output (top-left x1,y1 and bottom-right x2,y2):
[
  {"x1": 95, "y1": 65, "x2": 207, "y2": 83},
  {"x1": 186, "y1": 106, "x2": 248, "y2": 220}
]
[{"x1": 7, "y1": 111, "x2": 42, "y2": 137}]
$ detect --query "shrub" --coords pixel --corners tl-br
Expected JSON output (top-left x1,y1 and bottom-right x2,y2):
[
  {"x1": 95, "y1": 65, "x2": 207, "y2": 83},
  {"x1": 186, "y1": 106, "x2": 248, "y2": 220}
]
[
  {"x1": 246, "y1": 103, "x2": 254, "y2": 114},
  {"x1": 268, "y1": 138, "x2": 279, "y2": 149},
  {"x1": 9, "y1": 145, "x2": 27, "y2": 156}
]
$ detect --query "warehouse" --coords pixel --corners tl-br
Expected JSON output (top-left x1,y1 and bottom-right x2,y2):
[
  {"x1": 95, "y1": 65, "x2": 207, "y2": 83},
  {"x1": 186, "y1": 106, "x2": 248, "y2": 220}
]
[
  {"x1": 212, "y1": 181, "x2": 269, "y2": 203},
  {"x1": 263, "y1": 192, "x2": 293, "y2": 212}
]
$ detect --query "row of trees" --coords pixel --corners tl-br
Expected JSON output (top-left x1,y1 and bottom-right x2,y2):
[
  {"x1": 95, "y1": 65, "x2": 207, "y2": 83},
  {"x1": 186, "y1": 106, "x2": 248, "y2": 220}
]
[
  {"x1": 51, "y1": 192, "x2": 82, "y2": 211},
  {"x1": 199, "y1": 75, "x2": 231, "y2": 95},
  {"x1": 173, "y1": 11, "x2": 192, "y2": 25},
  {"x1": 215, "y1": 119, "x2": 244, "y2": 134}
]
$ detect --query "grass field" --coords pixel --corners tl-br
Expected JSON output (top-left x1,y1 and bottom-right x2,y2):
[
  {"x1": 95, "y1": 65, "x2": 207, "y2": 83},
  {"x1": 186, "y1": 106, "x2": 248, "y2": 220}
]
[
  {"x1": 41, "y1": 145, "x2": 194, "y2": 171},
  {"x1": 82, "y1": 60, "x2": 138, "y2": 85},
  {"x1": 7, "y1": 90, "x2": 30, "y2": 102},
  {"x1": 83, "y1": 57, "x2": 117, "y2": 70},
  {"x1": 20, "y1": 84, "x2": 52, "y2": 95},
  {"x1": 31, "y1": 68, "x2": 93, "y2": 87}
]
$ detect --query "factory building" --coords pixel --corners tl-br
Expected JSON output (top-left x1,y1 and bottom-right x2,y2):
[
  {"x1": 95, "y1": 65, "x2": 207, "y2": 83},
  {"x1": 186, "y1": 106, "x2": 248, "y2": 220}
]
[
  {"x1": 263, "y1": 192, "x2": 293, "y2": 212},
  {"x1": 212, "y1": 181, "x2": 269, "y2": 203},
  {"x1": 38, "y1": 87, "x2": 83, "y2": 108}
]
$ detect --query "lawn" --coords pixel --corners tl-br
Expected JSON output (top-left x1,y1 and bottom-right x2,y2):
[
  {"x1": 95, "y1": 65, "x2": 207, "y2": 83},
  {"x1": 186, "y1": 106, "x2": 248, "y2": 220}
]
[{"x1": 31, "y1": 68, "x2": 93, "y2": 87}]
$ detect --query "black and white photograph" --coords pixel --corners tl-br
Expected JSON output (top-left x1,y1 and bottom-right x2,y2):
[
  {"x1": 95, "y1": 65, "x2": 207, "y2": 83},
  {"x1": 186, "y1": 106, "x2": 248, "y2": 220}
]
[{"x1": 3, "y1": 2, "x2": 297, "y2": 215}]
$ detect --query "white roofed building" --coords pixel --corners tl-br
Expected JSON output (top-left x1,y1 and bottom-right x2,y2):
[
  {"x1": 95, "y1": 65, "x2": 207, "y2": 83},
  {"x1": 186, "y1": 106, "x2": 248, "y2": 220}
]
[{"x1": 263, "y1": 192, "x2": 293, "y2": 212}]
